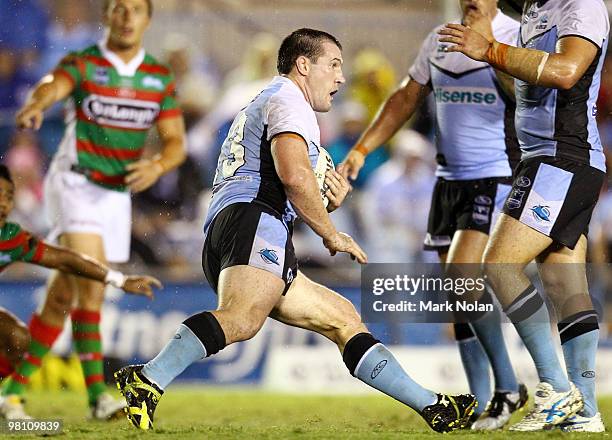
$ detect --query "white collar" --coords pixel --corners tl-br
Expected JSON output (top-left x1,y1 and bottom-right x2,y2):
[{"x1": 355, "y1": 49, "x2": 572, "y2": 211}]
[
  {"x1": 492, "y1": 8, "x2": 513, "y2": 29},
  {"x1": 276, "y1": 75, "x2": 307, "y2": 100},
  {"x1": 98, "y1": 39, "x2": 145, "y2": 77}
]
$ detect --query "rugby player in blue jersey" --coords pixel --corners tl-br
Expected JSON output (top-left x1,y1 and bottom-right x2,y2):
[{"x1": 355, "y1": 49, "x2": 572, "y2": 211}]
[
  {"x1": 114, "y1": 29, "x2": 477, "y2": 433},
  {"x1": 342, "y1": 0, "x2": 526, "y2": 430},
  {"x1": 440, "y1": 0, "x2": 609, "y2": 432}
]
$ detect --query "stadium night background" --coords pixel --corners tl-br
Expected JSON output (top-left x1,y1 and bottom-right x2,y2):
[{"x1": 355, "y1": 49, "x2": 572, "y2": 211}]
[{"x1": 0, "y1": 0, "x2": 611, "y2": 437}]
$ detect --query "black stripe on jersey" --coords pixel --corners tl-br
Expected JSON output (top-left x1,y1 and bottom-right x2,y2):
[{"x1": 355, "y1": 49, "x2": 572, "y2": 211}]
[
  {"x1": 553, "y1": 45, "x2": 602, "y2": 164},
  {"x1": 491, "y1": 73, "x2": 521, "y2": 173},
  {"x1": 254, "y1": 125, "x2": 288, "y2": 215},
  {"x1": 429, "y1": 62, "x2": 490, "y2": 79},
  {"x1": 558, "y1": 34, "x2": 602, "y2": 50},
  {"x1": 520, "y1": 26, "x2": 556, "y2": 48}
]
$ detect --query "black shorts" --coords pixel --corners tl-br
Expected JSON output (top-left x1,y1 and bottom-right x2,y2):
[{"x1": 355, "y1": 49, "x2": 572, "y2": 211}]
[
  {"x1": 424, "y1": 177, "x2": 512, "y2": 251},
  {"x1": 502, "y1": 156, "x2": 605, "y2": 249},
  {"x1": 202, "y1": 202, "x2": 298, "y2": 294}
]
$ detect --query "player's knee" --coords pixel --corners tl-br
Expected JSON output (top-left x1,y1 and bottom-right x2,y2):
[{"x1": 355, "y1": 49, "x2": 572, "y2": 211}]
[
  {"x1": 228, "y1": 311, "x2": 266, "y2": 342},
  {"x1": 234, "y1": 321, "x2": 262, "y2": 342},
  {"x1": 76, "y1": 279, "x2": 105, "y2": 308},
  {"x1": 540, "y1": 271, "x2": 564, "y2": 296},
  {"x1": 482, "y1": 258, "x2": 506, "y2": 289},
  {"x1": 46, "y1": 290, "x2": 73, "y2": 317},
  {"x1": 217, "y1": 301, "x2": 269, "y2": 343}
]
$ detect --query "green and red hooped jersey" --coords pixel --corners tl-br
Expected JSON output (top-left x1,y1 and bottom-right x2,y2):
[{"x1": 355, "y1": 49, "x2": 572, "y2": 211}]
[
  {"x1": 53, "y1": 43, "x2": 181, "y2": 191},
  {"x1": 0, "y1": 223, "x2": 46, "y2": 272}
]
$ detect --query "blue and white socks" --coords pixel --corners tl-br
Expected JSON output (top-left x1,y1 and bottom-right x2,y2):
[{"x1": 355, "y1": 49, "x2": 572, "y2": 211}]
[
  {"x1": 142, "y1": 324, "x2": 207, "y2": 389},
  {"x1": 558, "y1": 310, "x2": 600, "y2": 417},
  {"x1": 504, "y1": 284, "x2": 570, "y2": 392},
  {"x1": 343, "y1": 333, "x2": 437, "y2": 411},
  {"x1": 455, "y1": 323, "x2": 491, "y2": 413},
  {"x1": 142, "y1": 311, "x2": 226, "y2": 389}
]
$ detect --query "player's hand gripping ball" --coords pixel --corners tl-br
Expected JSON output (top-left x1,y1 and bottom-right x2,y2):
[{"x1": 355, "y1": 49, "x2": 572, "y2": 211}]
[{"x1": 313, "y1": 147, "x2": 334, "y2": 208}]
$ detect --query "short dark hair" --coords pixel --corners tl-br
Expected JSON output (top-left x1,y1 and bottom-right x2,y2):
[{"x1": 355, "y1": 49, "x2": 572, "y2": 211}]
[
  {"x1": 103, "y1": 0, "x2": 153, "y2": 18},
  {"x1": 277, "y1": 28, "x2": 342, "y2": 75},
  {"x1": 0, "y1": 165, "x2": 13, "y2": 184}
]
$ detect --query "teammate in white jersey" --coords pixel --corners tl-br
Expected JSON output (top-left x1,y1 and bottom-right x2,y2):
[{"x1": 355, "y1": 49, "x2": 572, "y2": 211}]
[
  {"x1": 341, "y1": 1, "x2": 526, "y2": 430},
  {"x1": 114, "y1": 28, "x2": 477, "y2": 433},
  {"x1": 440, "y1": 0, "x2": 609, "y2": 432}
]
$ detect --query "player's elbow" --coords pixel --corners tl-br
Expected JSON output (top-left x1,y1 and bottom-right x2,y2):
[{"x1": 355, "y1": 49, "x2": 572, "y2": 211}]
[
  {"x1": 553, "y1": 66, "x2": 581, "y2": 90},
  {"x1": 176, "y1": 140, "x2": 188, "y2": 165},
  {"x1": 555, "y1": 76, "x2": 578, "y2": 91},
  {"x1": 278, "y1": 166, "x2": 309, "y2": 190},
  {"x1": 392, "y1": 87, "x2": 415, "y2": 115},
  {"x1": 53, "y1": 249, "x2": 79, "y2": 273},
  {"x1": 168, "y1": 137, "x2": 188, "y2": 166}
]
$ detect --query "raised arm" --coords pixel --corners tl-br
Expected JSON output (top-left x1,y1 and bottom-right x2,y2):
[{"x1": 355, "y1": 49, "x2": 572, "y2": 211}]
[
  {"x1": 439, "y1": 19, "x2": 599, "y2": 90},
  {"x1": 16, "y1": 71, "x2": 75, "y2": 130},
  {"x1": 341, "y1": 78, "x2": 430, "y2": 180}
]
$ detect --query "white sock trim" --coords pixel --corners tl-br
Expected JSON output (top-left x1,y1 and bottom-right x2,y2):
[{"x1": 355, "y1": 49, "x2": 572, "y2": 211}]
[
  {"x1": 559, "y1": 313, "x2": 599, "y2": 336},
  {"x1": 353, "y1": 342, "x2": 383, "y2": 376},
  {"x1": 504, "y1": 287, "x2": 538, "y2": 316}
]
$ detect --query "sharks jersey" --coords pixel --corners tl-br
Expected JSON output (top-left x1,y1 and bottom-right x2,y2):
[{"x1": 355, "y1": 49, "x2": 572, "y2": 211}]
[
  {"x1": 516, "y1": 0, "x2": 609, "y2": 171},
  {"x1": 409, "y1": 11, "x2": 520, "y2": 180},
  {"x1": 204, "y1": 76, "x2": 322, "y2": 234}
]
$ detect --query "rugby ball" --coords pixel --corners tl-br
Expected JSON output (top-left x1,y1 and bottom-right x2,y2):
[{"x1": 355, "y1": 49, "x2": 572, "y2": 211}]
[{"x1": 313, "y1": 146, "x2": 334, "y2": 208}]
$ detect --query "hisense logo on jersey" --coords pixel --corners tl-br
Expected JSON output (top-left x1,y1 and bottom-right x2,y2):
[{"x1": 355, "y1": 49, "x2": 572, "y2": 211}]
[
  {"x1": 434, "y1": 87, "x2": 497, "y2": 105},
  {"x1": 82, "y1": 95, "x2": 160, "y2": 129}
]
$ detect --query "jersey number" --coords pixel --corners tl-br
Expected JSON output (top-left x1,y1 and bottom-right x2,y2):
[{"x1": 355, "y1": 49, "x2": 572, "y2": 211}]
[{"x1": 221, "y1": 111, "x2": 247, "y2": 178}]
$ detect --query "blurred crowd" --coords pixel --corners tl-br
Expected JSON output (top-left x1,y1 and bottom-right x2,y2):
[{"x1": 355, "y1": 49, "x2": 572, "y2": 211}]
[{"x1": 1, "y1": 0, "x2": 612, "y2": 289}]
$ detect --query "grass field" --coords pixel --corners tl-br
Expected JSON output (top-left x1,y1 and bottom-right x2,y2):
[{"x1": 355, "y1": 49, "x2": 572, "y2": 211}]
[{"x1": 7, "y1": 389, "x2": 611, "y2": 439}]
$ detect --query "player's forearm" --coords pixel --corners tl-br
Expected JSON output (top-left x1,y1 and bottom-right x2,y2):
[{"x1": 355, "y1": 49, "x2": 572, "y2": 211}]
[
  {"x1": 486, "y1": 42, "x2": 579, "y2": 90},
  {"x1": 43, "y1": 247, "x2": 108, "y2": 282},
  {"x1": 40, "y1": 245, "x2": 126, "y2": 287},
  {"x1": 494, "y1": 69, "x2": 515, "y2": 100},
  {"x1": 24, "y1": 76, "x2": 62, "y2": 112},
  {"x1": 283, "y1": 169, "x2": 338, "y2": 241},
  {"x1": 354, "y1": 88, "x2": 417, "y2": 155},
  {"x1": 154, "y1": 137, "x2": 186, "y2": 174}
]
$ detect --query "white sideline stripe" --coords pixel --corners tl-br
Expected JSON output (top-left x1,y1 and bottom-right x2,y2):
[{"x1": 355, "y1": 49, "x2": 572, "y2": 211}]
[{"x1": 354, "y1": 343, "x2": 383, "y2": 376}]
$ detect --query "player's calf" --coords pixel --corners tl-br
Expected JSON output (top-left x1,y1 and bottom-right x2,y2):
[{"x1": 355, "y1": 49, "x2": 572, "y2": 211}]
[
  {"x1": 212, "y1": 306, "x2": 270, "y2": 344},
  {"x1": 301, "y1": 293, "x2": 367, "y2": 350},
  {"x1": 1, "y1": 322, "x2": 29, "y2": 367},
  {"x1": 0, "y1": 311, "x2": 30, "y2": 378}
]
